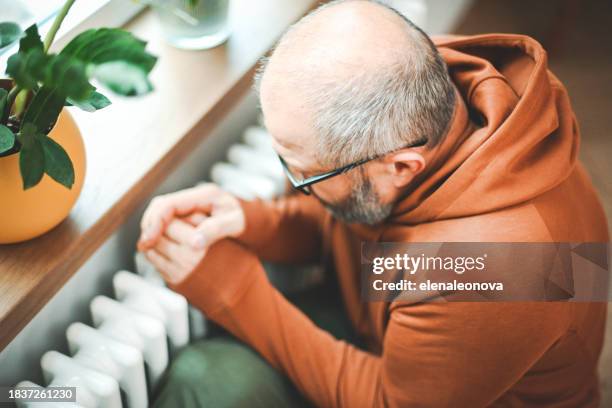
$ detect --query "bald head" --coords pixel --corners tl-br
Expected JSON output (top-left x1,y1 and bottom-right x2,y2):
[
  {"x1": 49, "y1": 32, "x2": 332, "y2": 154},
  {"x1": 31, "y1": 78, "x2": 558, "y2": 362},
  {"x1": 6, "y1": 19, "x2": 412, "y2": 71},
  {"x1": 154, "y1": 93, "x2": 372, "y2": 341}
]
[
  {"x1": 256, "y1": 0, "x2": 456, "y2": 167},
  {"x1": 270, "y1": 1, "x2": 420, "y2": 80}
]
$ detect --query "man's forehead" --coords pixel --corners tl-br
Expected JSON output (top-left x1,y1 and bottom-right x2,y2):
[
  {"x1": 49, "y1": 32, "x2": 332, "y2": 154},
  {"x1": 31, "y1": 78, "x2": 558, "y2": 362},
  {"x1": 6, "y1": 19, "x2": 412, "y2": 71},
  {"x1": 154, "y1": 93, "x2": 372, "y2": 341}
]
[
  {"x1": 269, "y1": 129, "x2": 303, "y2": 152},
  {"x1": 262, "y1": 110, "x2": 322, "y2": 170},
  {"x1": 260, "y1": 78, "x2": 315, "y2": 147}
]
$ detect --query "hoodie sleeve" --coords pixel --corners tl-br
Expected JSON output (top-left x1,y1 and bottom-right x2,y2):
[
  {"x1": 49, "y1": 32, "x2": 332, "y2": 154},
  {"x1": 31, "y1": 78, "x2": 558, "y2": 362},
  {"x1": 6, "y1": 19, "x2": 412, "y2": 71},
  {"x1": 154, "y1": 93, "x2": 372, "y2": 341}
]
[
  {"x1": 172, "y1": 239, "x2": 570, "y2": 408},
  {"x1": 236, "y1": 194, "x2": 328, "y2": 263}
]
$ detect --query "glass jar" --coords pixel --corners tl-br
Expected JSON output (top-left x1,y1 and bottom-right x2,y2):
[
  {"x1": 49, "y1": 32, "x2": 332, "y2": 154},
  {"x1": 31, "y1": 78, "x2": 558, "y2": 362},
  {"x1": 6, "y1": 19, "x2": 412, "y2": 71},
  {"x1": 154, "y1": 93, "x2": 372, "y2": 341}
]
[{"x1": 153, "y1": 0, "x2": 231, "y2": 50}]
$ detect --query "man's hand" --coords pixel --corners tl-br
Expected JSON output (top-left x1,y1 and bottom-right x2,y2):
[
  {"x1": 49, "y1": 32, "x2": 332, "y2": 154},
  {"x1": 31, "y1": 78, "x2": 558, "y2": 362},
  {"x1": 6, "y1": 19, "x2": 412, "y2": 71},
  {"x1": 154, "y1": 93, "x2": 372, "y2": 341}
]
[
  {"x1": 144, "y1": 216, "x2": 208, "y2": 285},
  {"x1": 146, "y1": 215, "x2": 259, "y2": 290},
  {"x1": 138, "y1": 183, "x2": 246, "y2": 252}
]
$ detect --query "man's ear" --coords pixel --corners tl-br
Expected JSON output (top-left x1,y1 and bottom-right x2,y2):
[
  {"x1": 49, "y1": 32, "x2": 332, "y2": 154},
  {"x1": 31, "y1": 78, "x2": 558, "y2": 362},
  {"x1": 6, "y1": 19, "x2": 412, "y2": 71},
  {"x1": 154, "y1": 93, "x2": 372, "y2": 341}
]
[{"x1": 385, "y1": 150, "x2": 426, "y2": 188}]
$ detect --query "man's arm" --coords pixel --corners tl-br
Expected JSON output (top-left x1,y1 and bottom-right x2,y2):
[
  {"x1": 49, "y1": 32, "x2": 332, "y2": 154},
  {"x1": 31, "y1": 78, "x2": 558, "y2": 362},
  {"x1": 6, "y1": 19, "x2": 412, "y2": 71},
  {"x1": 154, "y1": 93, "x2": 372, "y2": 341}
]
[
  {"x1": 236, "y1": 194, "x2": 328, "y2": 263},
  {"x1": 138, "y1": 183, "x2": 328, "y2": 264},
  {"x1": 172, "y1": 239, "x2": 570, "y2": 408}
]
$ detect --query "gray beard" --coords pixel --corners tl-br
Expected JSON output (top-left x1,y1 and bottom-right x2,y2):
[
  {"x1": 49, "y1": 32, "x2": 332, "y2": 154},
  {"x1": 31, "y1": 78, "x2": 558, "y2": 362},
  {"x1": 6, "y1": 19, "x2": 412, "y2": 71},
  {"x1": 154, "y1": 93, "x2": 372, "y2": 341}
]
[{"x1": 317, "y1": 169, "x2": 394, "y2": 226}]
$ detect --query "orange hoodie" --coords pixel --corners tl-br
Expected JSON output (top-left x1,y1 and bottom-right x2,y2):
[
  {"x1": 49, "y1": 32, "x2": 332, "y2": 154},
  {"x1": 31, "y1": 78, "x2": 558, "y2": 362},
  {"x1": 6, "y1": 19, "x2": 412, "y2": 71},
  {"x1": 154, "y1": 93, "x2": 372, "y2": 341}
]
[{"x1": 172, "y1": 34, "x2": 609, "y2": 407}]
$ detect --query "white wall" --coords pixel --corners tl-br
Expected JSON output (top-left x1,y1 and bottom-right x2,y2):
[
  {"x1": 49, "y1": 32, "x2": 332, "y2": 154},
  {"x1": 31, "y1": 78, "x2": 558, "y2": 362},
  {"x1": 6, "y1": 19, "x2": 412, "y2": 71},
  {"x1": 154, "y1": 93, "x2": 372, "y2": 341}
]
[{"x1": 0, "y1": 91, "x2": 259, "y2": 386}]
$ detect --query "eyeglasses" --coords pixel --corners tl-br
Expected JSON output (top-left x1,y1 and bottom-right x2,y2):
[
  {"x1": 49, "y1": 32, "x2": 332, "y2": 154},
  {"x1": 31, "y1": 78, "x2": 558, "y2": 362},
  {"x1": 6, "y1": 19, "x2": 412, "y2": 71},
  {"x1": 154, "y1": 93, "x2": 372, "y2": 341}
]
[{"x1": 278, "y1": 139, "x2": 427, "y2": 195}]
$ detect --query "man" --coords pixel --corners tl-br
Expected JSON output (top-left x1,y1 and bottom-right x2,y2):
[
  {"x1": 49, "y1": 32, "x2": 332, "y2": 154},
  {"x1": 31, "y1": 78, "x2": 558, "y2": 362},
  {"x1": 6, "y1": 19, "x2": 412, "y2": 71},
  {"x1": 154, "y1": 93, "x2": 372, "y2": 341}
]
[{"x1": 138, "y1": 0, "x2": 609, "y2": 406}]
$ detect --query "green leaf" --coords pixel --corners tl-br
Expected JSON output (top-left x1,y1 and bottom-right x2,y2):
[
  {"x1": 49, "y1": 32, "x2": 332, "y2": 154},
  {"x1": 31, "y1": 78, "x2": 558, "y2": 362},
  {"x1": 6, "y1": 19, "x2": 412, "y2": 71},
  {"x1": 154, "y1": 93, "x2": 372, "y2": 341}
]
[
  {"x1": 91, "y1": 61, "x2": 152, "y2": 96},
  {"x1": 5, "y1": 25, "x2": 45, "y2": 92},
  {"x1": 67, "y1": 90, "x2": 111, "y2": 112},
  {"x1": 22, "y1": 86, "x2": 66, "y2": 133},
  {"x1": 7, "y1": 50, "x2": 92, "y2": 100},
  {"x1": 61, "y1": 28, "x2": 157, "y2": 96},
  {"x1": 40, "y1": 135, "x2": 74, "y2": 188},
  {"x1": 6, "y1": 48, "x2": 48, "y2": 90},
  {"x1": 16, "y1": 122, "x2": 74, "y2": 189},
  {"x1": 3, "y1": 27, "x2": 155, "y2": 158},
  {"x1": 4, "y1": 27, "x2": 156, "y2": 128},
  {"x1": 46, "y1": 53, "x2": 93, "y2": 100},
  {"x1": 0, "y1": 22, "x2": 22, "y2": 49},
  {"x1": 5, "y1": 48, "x2": 49, "y2": 90},
  {"x1": 18, "y1": 123, "x2": 45, "y2": 189},
  {"x1": 0, "y1": 124, "x2": 15, "y2": 153},
  {"x1": 61, "y1": 29, "x2": 156, "y2": 71},
  {"x1": 19, "y1": 24, "x2": 43, "y2": 53}
]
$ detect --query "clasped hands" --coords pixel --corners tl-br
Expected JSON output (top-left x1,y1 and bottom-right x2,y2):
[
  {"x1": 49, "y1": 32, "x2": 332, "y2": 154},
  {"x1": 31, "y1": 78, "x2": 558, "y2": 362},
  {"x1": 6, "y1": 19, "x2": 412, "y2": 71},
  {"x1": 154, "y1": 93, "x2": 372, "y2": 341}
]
[{"x1": 137, "y1": 183, "x2": 246, "y2": 285}]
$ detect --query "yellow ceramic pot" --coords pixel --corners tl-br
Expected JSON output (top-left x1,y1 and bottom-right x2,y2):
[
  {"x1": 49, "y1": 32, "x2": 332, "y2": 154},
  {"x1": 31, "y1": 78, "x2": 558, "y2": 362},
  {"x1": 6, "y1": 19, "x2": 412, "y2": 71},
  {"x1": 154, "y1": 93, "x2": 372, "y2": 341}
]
[{"x1": 0, "y1": 108, "x2": 86, "y2": 244}]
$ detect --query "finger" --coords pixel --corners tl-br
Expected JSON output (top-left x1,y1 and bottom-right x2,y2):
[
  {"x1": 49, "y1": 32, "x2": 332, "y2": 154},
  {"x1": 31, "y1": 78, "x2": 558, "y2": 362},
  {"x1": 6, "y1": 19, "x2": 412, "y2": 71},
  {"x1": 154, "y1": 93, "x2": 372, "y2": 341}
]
[
  {"x1": 165, "y1": 218, "x2": 199, "y2": 246},
  {"x1": 183, "y1": 212, "x2": 208, "y2": 227},
  {"x1": 155, "y1": 235, "x2": 191, "y2": 261},
  {"x1": 157, "y1": 234, "x2": 208, "y2": 281},
  {"x1": 192, "y1": 212, "x2": 240, "y2": 249},
  {"x1": 157, "y1": 234, "x2": 205, "y2": 272},
  {"x1": 145, "y1": 249, "x2": 182, "y2": 284},
  {"x1": 139, "y1": 184, "x2": 221, "y2": 247},
  {"x1": 138, "y1": 196, "x2": 178, "y2": 250},
  {"x1": 140, "y1": 185, "x2": 215, "y2": 234},
  {"x1": 139, "y1": 209, "x2": 201, "y2": 252},
  {"x1": 139, "y1": 194, "x2": 198, "y2": 244}
]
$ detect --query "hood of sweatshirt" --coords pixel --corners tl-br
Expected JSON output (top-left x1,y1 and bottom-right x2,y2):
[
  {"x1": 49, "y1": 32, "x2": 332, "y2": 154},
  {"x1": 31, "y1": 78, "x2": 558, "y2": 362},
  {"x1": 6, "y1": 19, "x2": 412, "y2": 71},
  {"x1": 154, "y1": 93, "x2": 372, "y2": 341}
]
[{"x1": 385, "y1": 33, "x2": 580, "y2": 227}]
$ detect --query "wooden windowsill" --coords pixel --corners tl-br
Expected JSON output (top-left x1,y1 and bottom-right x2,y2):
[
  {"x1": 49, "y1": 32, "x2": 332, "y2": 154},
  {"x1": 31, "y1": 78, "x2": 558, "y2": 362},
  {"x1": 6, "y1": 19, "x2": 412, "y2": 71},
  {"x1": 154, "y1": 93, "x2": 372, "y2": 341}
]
[{"x1": 0, "y1": 0, "x2": 316, "y2": 352}]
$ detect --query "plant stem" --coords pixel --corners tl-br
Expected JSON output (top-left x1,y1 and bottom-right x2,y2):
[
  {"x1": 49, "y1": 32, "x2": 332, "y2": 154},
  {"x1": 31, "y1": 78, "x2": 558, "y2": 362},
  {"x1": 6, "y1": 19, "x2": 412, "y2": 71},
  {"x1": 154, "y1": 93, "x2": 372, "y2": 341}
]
[
  {"x1": 43, "y1": 0, "x2": 77, "y2": 52},
  {"x1": 13, "y1": 89, "x2": 29, "y2": 118},
  {"x1": 4, "y1": 85, "x2": 21, "y2": 121},
  {"x1": 6, "y1": 85, "x2": 20, "y2": 109}
]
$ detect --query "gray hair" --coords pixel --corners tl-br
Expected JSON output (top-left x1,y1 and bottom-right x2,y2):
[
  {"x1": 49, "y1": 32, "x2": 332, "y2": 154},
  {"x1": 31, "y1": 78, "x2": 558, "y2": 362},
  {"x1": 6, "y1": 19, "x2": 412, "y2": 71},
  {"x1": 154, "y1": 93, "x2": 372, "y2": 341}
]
[{"x1": 254, "y1": 0, "x2": 456, "y2": 167}]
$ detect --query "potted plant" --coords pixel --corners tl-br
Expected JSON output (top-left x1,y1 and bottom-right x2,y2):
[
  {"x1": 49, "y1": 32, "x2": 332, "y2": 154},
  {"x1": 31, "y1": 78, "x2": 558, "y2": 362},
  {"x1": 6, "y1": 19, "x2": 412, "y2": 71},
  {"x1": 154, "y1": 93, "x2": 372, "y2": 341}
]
[{"x1": 0, "y1": 0, "x2": 157, "y2": 244}]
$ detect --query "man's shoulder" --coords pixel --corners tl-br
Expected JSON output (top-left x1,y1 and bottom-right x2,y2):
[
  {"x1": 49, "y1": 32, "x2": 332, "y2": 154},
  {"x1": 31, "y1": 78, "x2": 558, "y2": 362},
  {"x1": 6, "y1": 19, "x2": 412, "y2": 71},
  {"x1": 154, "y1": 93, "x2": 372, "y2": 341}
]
[{"x1": 385, "y1": 201, "x2": 553, "y2": 243}]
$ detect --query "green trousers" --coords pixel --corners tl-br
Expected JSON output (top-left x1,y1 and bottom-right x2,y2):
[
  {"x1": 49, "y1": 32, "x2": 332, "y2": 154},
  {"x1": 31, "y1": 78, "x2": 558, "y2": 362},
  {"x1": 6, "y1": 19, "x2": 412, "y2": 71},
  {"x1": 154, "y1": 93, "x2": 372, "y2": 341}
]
[{"x1": 152, "y1": 285, "x2": 359, "y2": 408}]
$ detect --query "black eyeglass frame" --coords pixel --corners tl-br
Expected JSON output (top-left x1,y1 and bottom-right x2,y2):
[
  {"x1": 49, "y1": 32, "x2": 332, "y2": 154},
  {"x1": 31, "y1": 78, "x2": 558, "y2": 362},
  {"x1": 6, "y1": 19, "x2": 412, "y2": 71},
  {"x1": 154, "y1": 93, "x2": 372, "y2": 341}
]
[{"x1": 278, "y1": 139, "x2": 428, "y2": 195}]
